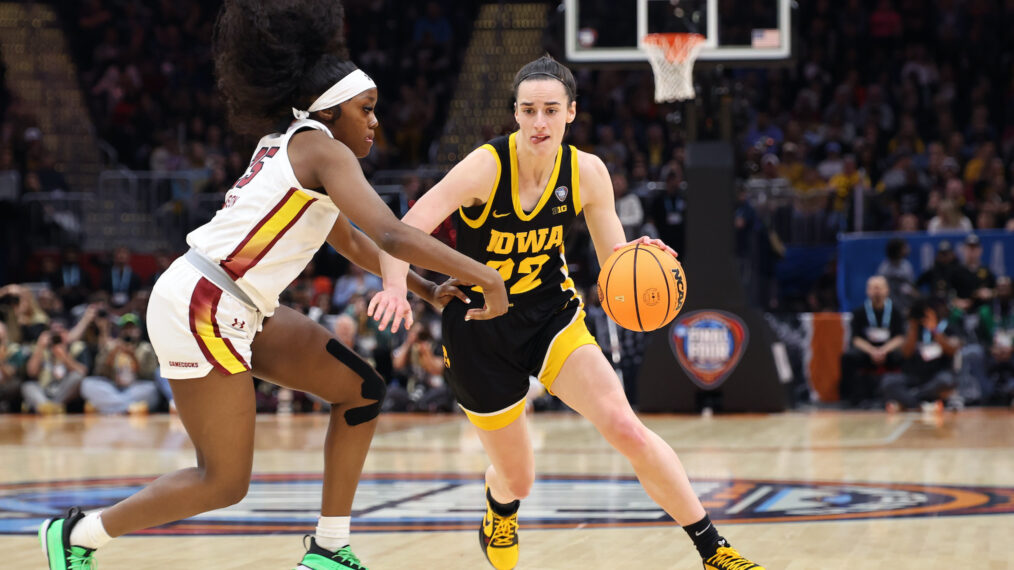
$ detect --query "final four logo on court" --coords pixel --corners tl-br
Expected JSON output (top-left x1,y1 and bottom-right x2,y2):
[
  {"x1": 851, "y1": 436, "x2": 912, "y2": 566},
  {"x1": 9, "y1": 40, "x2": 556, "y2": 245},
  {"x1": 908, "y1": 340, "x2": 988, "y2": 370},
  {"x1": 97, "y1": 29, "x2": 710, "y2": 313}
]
[
  {"x1": 3, "y1": 474, "x2": 1012, "y2": 534},
  {"x1": 669, "y1": 310, "x2": 748, "y2": 390}
]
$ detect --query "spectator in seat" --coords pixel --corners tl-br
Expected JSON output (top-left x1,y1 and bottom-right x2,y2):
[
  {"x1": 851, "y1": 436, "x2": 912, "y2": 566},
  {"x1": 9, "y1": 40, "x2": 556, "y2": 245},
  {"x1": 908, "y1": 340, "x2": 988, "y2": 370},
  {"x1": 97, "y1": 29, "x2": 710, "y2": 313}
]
[
  {"x1": 21, "y1": 318, "x2": 89, "y2": 414},
  {"x1": 916, "y1": 241, "x2": 963, "y2": 300},
  {"x1": 927, "y1": 199, "x2": 973, "y2": 234},
  {"x1": 817, "y1": 141, "x2": 845, "y2": 180},
  {"x1": 332, "y1": 313, "x2": 364, "y2": 357},
  {"x1": 827, "y1": 155, "x2": 871, "y2": 232},
  {"x1": 949, "y1": 234, "x2": 995, "y2": 337},
  {"x1": 390, "y1": 321, "x2": 452, "y2": 413},
  {"x1": 840, "y1": 276, "x2": 905, "y2": 407},
  {"x1": 985, "y1": 277, "x2": 1014, "y2": 405},
  {"x1": 54, "y1": 246, "x2": 92, "y2": 310},
  {"x1": 612, "y1": 171, "x2": 644, "y2": 241},
  {"x1": 0, "y1": 321, "x2": 26, "y2": 413},
  {"x1": 876, "y1": 237, "x2": 916, "y2": 314},
  {"x1": 954, "y1": 233, "x2": 995, "y2": 308},
  {"x1": 80, "y1": 313, "x2": 159, "y2": 414},
  {"x1": 101, "y1": 246, "x2": 142, "y2": 308},
  {"x1": 883, "y1": 297, "x2": 960, "y2": 412},
  {"x1": 331, "y1": 263, "x2": 382, "y2": 314},
  {"x1": 0, "y1": 284, "x2": 48, "y2": 344},
  {"x1": 648, "y1": 170, "x2": 687, "y2": 258},
  {"x1": 949, "y1": 235, "x2": 1000, "y2": 406}
]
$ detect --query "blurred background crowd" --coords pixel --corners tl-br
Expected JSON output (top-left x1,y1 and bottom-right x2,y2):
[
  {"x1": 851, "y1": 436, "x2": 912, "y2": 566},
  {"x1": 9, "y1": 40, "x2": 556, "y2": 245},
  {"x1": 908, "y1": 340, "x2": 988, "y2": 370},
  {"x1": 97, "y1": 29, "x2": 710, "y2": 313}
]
[{"x1": 1, "y1": 0, "x2": 1012, "y2": 416}]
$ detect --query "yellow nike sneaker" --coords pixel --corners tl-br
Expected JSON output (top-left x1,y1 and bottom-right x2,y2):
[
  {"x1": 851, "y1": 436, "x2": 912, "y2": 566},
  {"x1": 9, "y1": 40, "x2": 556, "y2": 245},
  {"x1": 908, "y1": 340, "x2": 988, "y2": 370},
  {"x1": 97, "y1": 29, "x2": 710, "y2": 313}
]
[
  {"x1": 479, "y1": 486, "x2": 519, "y2": 570},
  {"x1": 703, "y1": 544, "x2": 765, "y2": 569}
]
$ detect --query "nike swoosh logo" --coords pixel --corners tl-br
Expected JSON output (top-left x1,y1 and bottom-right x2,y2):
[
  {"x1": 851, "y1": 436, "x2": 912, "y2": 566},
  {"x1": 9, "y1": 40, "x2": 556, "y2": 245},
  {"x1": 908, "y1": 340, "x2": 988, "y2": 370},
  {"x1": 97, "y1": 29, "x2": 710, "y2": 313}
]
[
  {"x1": 492, "y1": 211, "x2": 510, "y2": 218},
  {"x1": 483, "y1": 515, "x2": 493, "y2": 537},
  {"x1": 694, "y1": 523, "x2": 713, "y2": 537}
]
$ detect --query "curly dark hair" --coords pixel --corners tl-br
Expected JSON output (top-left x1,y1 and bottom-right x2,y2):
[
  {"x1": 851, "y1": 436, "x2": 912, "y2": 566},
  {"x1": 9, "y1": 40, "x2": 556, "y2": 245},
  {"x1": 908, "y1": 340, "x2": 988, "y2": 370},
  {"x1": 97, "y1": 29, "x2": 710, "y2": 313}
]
[{"x1": 214, "y1": 0, "x2": 358, "y2": 135}]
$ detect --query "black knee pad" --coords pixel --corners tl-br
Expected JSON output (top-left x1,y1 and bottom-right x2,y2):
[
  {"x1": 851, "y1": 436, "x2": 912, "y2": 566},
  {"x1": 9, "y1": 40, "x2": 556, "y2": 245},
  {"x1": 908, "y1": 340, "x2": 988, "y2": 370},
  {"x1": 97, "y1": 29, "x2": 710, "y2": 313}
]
[{"x1": 326, "y1": 339, "x2": 387, "y2": 426}]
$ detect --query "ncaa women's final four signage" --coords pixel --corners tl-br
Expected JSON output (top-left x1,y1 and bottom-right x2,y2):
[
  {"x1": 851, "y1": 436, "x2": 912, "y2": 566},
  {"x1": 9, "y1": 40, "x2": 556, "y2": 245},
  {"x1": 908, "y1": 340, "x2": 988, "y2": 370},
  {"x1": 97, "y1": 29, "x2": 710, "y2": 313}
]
[{"x1": 669, "y1": 310, "x2": 749, "y2": 390}]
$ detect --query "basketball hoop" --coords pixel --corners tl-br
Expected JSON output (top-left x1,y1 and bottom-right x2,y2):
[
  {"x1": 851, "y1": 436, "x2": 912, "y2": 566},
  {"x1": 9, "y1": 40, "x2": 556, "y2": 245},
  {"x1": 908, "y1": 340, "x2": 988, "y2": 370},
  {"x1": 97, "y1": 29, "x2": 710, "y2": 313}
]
[{"x1": 642, "y1": 33, "x2": 706, "y2": 103}]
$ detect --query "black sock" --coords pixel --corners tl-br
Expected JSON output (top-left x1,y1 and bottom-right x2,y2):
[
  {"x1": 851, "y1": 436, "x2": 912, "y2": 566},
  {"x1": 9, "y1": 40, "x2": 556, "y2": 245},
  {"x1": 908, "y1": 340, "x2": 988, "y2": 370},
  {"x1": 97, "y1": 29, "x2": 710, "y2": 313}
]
[
  {"x1": 683, "y1": 514, "x2": 726, "y2": 558},
  {"x1": 486, "y1": 487, "x2": 520, "y2": 516}
]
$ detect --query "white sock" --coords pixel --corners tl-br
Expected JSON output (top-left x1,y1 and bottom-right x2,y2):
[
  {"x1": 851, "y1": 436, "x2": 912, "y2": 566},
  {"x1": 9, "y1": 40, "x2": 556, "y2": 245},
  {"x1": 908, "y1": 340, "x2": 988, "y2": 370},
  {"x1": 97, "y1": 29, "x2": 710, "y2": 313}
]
[
  {"x1": 69, "y1": 511, "x2": 112, "y2": 550},
  {"x1": 314, "y1": 515, "x2": 350, "y2": 553}
]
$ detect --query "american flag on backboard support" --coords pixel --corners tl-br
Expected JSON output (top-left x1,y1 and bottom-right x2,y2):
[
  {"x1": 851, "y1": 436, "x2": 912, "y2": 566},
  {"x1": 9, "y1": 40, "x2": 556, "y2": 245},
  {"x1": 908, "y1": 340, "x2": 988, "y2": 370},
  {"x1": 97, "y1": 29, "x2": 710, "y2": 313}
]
[{"x1": 751, "y1": 29, "x2": 781, "y2": 48}]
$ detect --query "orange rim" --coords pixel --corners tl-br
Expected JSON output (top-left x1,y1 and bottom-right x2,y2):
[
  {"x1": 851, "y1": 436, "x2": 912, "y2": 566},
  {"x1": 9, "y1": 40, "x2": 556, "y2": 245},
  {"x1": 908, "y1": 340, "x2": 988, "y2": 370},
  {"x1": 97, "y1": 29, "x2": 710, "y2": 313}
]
[{"x1": 642, "y1": 33, "x2": 706, "y2": 62}]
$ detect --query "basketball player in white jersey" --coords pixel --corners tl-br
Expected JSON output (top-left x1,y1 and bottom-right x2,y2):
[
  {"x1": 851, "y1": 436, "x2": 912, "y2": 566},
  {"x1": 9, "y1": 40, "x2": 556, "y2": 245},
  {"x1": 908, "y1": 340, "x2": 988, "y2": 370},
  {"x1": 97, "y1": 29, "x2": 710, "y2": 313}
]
[{"x1": 37, "y1": 2, "x2": 507, "y2": 569}]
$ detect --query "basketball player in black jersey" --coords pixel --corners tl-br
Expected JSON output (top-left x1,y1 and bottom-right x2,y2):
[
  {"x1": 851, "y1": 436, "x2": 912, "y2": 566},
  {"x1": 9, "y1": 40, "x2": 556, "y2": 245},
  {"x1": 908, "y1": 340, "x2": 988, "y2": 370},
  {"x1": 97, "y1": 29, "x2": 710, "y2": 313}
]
[{"x1": 370, "y1": 56, "x2": 764, "y2": 570}]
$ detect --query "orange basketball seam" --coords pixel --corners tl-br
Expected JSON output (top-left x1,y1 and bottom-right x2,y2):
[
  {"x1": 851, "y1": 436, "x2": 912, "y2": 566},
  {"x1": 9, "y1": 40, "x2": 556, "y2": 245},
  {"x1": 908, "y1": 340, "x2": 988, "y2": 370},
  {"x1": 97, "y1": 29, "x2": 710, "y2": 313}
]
[
  {"x1": 602, "y1": 246, "x2": 633, "y2": 329},
  {"x1": 643, "y1": 245, "x2": 671, "y2": 330},
  {"x1": 632, "y1": 243, "x2": 644, "y2": 332}
]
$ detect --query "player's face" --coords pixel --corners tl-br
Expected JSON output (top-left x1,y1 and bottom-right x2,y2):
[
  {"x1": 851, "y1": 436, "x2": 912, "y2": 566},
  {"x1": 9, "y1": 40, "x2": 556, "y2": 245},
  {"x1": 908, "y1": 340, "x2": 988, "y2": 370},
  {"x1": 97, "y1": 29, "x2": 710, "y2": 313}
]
[
  {"x1": 332, "y1": 89, "x2": 379, "y2": 158},
  {"x1": 514, "y1": 79, "x2": 576, "y2": 154}
]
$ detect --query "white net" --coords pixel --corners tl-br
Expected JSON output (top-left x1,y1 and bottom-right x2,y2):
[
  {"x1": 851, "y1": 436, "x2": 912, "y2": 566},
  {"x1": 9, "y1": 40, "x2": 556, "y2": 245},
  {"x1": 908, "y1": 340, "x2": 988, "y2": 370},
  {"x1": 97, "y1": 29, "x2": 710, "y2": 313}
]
[{"x1": 642, "y1": 33, "x2": 706, "y2": 103}]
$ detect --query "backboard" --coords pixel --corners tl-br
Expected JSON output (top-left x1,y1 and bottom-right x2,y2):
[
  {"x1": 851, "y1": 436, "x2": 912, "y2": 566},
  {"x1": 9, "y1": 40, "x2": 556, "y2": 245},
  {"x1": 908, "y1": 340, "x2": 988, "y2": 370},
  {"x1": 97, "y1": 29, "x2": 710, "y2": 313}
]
[{"x1": 564, "y1": 0, "x2": 792, "y2": 63}]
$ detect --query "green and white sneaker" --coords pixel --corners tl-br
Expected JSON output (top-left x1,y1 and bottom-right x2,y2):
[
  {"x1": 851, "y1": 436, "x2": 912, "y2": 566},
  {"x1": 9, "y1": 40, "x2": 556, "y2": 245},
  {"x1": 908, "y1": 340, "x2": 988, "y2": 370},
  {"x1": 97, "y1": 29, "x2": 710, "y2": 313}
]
[
  {"x1": 295, "y1": 536, "x2": 368, "y2": 570},
  {"x1": 39, "y1": 507, "x2": 96, "y2": 569}
]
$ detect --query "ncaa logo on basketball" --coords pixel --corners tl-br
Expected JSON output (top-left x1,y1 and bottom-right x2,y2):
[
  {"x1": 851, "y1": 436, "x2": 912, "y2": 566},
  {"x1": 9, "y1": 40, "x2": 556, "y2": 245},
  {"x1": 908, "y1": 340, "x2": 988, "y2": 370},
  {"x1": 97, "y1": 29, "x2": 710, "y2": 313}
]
[
  {"x1": 554, "y1": 186, "x2": 569, "y2": 202},
  {"x1": 669, "y1": 310, "x2": 749, "y2": 390}
]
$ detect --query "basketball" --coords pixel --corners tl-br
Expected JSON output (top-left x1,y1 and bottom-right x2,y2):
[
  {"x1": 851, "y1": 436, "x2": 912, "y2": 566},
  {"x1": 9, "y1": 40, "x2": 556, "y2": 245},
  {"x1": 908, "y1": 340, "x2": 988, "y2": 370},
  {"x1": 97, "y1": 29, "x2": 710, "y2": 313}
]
[{"x1": 597, "y1": 243, "x2": 687, "y2": 332}]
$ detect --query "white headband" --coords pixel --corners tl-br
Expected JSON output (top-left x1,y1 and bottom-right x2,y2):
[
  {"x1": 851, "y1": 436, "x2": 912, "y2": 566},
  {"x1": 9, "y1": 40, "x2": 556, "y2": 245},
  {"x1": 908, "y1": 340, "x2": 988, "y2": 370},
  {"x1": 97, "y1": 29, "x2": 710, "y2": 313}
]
[{"x1": 292, "y1": 69, "x2": 376, "y2": 120}]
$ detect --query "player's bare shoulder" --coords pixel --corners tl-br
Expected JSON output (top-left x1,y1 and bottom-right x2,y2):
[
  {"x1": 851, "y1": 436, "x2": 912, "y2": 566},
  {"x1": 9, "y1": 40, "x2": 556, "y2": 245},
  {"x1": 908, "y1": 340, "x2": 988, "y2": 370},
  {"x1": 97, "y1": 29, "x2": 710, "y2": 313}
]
[
  {"x1": 288, "y1": 128, "x2": 356, "y2": 188},
  {"x1": 442, "y1": 144, "x2": 502, "y2": 207},
  {"x1": 574, "y1": 149, "x2": 611, "y2": 204},
  {"x1": 289, "y1": 127, "x2": 353, "y2": 163}
]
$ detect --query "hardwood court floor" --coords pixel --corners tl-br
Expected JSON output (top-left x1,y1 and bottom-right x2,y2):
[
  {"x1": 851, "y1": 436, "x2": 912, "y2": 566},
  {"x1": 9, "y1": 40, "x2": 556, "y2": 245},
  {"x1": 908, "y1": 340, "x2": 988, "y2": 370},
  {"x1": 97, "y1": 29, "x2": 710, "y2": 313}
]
[{"x1": 2, "y1": 409, "x2": 1013, "y2": 569}]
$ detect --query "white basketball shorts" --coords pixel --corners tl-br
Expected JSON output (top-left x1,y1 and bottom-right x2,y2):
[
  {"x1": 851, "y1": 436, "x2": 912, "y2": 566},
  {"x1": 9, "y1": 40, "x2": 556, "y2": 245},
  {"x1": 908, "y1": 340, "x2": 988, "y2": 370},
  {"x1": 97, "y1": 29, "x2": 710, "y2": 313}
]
[{"x1": 147, "y1": 257, "x2": 264, "y2": 380}]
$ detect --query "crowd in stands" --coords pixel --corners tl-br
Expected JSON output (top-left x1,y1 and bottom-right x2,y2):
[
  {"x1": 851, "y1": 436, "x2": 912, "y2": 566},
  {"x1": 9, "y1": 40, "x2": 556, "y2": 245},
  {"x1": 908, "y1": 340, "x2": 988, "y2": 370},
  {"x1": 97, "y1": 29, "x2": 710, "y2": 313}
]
[
  {"x1": 60, "y1": 0, "x2": 477, "y2": 175},
  {"x1": 0, "y1": 0, "x2": 479, "y2": 252}
]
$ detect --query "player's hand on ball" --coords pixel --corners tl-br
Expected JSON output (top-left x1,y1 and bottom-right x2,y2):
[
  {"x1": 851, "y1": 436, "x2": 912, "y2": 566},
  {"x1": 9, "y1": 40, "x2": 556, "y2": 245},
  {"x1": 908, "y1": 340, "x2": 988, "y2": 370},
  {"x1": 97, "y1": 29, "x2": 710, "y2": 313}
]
[
  {"x1": 368, "y1": 287, "x2": 413, "y2": 333},
  {"x1": 598, "y1": 240, "x2": 686, "y2": 332},
  {"x1": 614, "y1": 236, "x2": 678, "y2": 258}
]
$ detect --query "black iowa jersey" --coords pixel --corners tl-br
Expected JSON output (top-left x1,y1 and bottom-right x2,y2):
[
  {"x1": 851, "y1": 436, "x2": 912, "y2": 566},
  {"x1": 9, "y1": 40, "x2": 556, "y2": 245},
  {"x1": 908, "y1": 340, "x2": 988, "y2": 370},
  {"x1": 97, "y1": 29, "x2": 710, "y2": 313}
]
[
  {"x1": 443, "y1": 133, "x2": 597, "y2": 420},
  {"x1": 456, "y1": 132, "x2": 581, "y2": 305}
]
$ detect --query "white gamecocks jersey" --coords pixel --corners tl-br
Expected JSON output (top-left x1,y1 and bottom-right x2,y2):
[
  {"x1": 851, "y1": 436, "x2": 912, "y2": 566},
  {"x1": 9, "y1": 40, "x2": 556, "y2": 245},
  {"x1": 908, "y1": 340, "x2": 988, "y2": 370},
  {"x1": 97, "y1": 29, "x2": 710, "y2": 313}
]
[{"x1": 187, "y1": 119, "x2": 340, "y2": 315}]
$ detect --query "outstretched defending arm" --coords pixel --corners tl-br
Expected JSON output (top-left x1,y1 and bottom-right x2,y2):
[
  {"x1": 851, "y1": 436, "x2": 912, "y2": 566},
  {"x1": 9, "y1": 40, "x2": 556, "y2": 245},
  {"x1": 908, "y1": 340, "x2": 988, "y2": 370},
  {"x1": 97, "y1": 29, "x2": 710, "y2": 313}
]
[
  {"x1": 369, "y1": 147, "x2": 502, "y2": 331},
  {"x1": 289, "y1": 130, "x2": 507, "y2": 324}
]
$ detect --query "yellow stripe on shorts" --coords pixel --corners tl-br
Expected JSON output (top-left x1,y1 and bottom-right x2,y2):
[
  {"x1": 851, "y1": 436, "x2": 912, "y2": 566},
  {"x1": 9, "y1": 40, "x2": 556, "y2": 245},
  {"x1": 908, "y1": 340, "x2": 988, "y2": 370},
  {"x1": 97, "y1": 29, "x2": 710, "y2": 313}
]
[
  {"x1": 461, "y1": 398, "x2": 527, "y2": 431},
  {"x1": 537, "y1": 309, "x2": 598, "y2": 394}
]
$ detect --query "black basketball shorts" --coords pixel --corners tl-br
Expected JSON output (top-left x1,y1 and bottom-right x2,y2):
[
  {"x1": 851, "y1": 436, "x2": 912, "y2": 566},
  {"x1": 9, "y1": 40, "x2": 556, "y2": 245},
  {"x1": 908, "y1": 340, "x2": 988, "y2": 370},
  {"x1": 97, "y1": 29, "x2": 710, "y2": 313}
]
[{"x1": 440, "y1": 289, "x2": 598, "y2": 430}]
